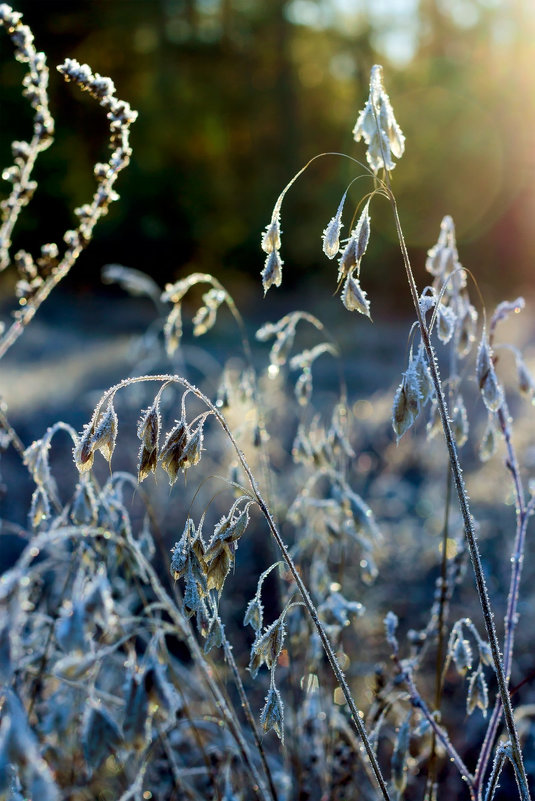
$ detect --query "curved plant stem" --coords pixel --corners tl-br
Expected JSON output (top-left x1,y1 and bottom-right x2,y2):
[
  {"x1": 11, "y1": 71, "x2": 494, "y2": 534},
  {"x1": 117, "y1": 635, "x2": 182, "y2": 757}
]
[{"x1": 386, "y1": 186, "x2": 531, "y2": 801}]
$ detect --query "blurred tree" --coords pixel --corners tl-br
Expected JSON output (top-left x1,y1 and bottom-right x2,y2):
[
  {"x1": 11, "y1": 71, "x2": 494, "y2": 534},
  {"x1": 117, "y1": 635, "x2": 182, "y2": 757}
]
[{"x1": 0, "y1": 0, "x2": 534, "y2": 308}]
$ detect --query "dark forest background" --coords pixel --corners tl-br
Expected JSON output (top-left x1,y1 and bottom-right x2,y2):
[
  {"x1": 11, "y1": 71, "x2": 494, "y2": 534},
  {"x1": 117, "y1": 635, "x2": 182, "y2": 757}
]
[{"x1": 1, "y1": 0, "x2": 535, "y2": 311}]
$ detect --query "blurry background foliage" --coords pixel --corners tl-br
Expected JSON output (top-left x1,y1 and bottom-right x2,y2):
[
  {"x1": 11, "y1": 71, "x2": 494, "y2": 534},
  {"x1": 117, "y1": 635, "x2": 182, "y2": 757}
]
[{"x1": 1, "y1": 0, "x2": 535, "y2": 311}]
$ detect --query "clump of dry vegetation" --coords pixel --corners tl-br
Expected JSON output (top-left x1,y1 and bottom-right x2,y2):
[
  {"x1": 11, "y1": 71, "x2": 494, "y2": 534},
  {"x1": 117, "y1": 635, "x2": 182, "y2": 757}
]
[{"x1": 1, "y1": 7, "x2": 534, "y2": 801}]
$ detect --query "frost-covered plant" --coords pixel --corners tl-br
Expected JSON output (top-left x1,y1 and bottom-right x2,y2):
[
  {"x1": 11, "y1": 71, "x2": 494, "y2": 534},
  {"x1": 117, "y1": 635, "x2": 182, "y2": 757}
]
[
  {"x1": 2, "y1": 10, "x2": 535, "y2": 801},
  {"x1": 260, "y1": 63, "x2": 535, "y2": 801}
]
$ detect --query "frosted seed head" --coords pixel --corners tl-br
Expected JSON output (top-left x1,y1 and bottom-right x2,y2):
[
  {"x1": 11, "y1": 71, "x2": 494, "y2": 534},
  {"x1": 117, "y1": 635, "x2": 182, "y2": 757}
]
[
  {"x1": 163, "y1": 303, "x2": 182, "y2": 356},
  {"x1": 354, "y1": 202, "x2": 371, "y2": 261},
  {"x1": 392, "y1": 362, "x2": 421, "y2": 441},
  {"x1": 451, "y1": 395, "x2": 468, "y2": 448},
  {"x1": 260, "y1": 681, "x2": 284, "y2": 742},
  {"x1": 516, "y1": 355, "x2": 535, "y2": 399},
  {"x1": 91, "y1": 404, "x2": 118, "y2": 464},
  {"x1": 138, "y1": 444, "x2": 158, "y2": 483},
  {"x1": 353, "y1": 65, "x2": 405, "y2": 173},
  {"x1": 137, "y1": 403, "x2": 160, "y2": 450},
  {"x1": 261, "y1": 250, "x2": 283, "y2": 294},
  {"x1": 182, "y1": 424, "x2": 204, "y2": 471},
  {"x1": 467, "y1": 667, "x2": 489, "y2": 717},
  {"x1": 452, "y1": 636, "x2": 472, "y2": 676},
  {"x1": 476, "y1": 335, "x2": 504, "y2": 412},
  {"x1": 338, "y1": 237, "x2": 358, "y2": 281},
  {"x1": 73, "y1": 425, "x2": 95, "y2": 473},
  {"x1": 261, "y1": 216, "x2": 281, "y2": 254},
  {"x1": 30, "y1": 486, "x2": 50, "y2": 529},
  {"x1": 159, "y1": 420, "x2": 188, "y2": 484},
  {"x1": 437, "y1": 304, "x2": 456, "y2": 344},
  {"x1": 458, "y1": 304, "x2": 478, "y2": 358},
  {"x1": 479, "y1": 414, "x2": 498, "y2": 463},
  {"x1": 392, "y1": 383, "x2": 414, "y2": 441},
  {"x1": 415, "y1": 347, "x2": 434, "y2": 405},
  {"x1": 204, "y1": 614, "x2": 224, "y2": 654},
  {"x1": 244, "y1": 596, "x2": 263, "y2": 633},
  {"x1": 322, "y1": 192, "x2": 347, "y2": 259},
  {"x1": 341, "y1": 275, "x2": 371, "y2": 318}
]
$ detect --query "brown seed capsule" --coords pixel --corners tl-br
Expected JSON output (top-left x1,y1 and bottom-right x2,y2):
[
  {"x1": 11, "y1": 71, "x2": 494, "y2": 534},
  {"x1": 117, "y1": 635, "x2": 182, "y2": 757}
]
[
  {"x1": 91, "y1": 404, "x2": 118, "y2": 464},
  {"x1": 74, "y1": 425, "x2": 95, "y2": 473},
  {"x1": 159, "y1": 420, "x2": 188, "y2": 484}
]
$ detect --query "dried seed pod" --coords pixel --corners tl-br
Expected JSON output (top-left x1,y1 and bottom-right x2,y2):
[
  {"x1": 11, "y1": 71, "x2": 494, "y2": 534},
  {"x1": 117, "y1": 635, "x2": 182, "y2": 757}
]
[
  {"x1": 182, "y1": 424, "x2": 204, "y2": 471},
  {"x1": 205, "y1": 547, "x2": 232, "y2": 593},
  {"x1": 29, "y1": 486, "x2": 50, "y2": 529},
  {"x1": 341, "y1": 274, "x2": 371, "y2": 318},
  {"x1": 414, "y1": 347, "x2": 434, "y2": 405},
  {"x1": 467, "y1": 666, "x2": 489, "y2": 717},
  {"x1": 392, "y1": 365, "x2": 421, "y2": 441},
  {"x1": 452, "y1": 635, "x2": 472, "y2": 676},
  {"x1": 322, "y1": 192, "x2": 346, "y2": 259},
  {"x1": 516, "y1": 354, "x2": 535, "y2": 400},
  {"x1": 244, "y1": 595, "x2": 263, "y2": 633},
  {"x1": 353, "y1": 64, "x2": 405, "y2": 173},
  {"x1": 164, "y1": 303, "x2": 182, "y2": 356},
  {"x1": 73, "y1": 425, "x2": 95, "y2": 473},
  {"x1": 437, "y1": 303, "x2": 456, "y2": 344},
  {"x1": 260, "y1": 679, "x2": 284, "y2": 742},
  {"x1": 137, "y1": 401, "x2": 161, "y2": 481},
  {"x1": 338, "y1": 237, "x2": 358, "y2": 281},
  {"x1": 170, "y1": 518, "x2": 195, "y2": 580},
  {"x1": 91, "y1": 403, "x2": 118, "y2": 464},
  {"x1": 193, "y1": 288, "x2": 225, "y2": 336},
  {"x1": 159, "y1": 419, "x2": 188, "y2": 484},
  {"x1": 353, "y1": 201, "x2": 371, "y2": 261},
  {"x1": 249, "y1": 614, "x2": 286, "y2": 677},
  {"x1": 457, "y1": 303, "x2": 478, "y2": 358},
  {"x1": 476, "y1": 334, "x2": 504, "y2": 412},
  {"x1": 479, "y1": 414, "x2": 498, "y2": 462},
  {"x1": 451, "y1": 394, "x2": 468, "y2": 448},
  {"x1": 204, "y1": 613, "x2": 224, "y2": 654},
  {"x1": 261, "y1": 250, "x2": 283, "y2": 294},
  {"x1": 261, "y1": 216, "x2": 281, "y2": 254}
]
